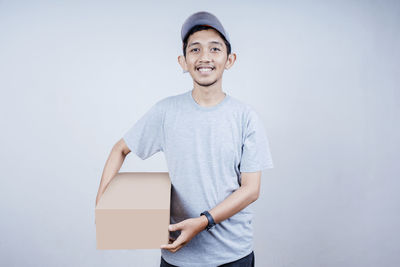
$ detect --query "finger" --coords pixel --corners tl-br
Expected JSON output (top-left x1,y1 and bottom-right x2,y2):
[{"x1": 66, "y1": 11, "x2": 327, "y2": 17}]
[
  {"x1": 161, "y1": 243, "x2": 177, "y2": 250},
  {"x1": 169, "y1": 221, "x2": 184, "y2": 232},
  {"x1": 161, "y1": 233, "x2": 184, "y2": 250},
  {"x1": 171, "y1": 244, "x2": 184, "y2": 253}
]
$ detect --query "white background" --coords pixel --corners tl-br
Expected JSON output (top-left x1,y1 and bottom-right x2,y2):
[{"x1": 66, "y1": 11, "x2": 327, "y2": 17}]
[{"x1": 1, "y1": 0, "x2": 399, "y2": 266}]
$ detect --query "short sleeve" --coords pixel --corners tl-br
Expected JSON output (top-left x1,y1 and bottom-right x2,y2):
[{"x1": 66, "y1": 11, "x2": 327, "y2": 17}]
[
  {"x1": 122, "y1": 100, "x2": 165, "y2": 160},
  {"x1": 239, "y1": 109, "x2": 274, "y2": 172}
]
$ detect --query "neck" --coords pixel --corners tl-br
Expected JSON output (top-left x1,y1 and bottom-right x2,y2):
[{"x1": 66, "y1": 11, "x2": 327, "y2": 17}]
[{"x1": 192, "y1": 80, "x2": 226, "y2": 107}]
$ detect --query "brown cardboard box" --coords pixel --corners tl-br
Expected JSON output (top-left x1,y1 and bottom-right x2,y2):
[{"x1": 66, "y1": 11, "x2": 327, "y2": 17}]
[{"x1": 95, "y1": 172, "x2": 171, "y2": 249}]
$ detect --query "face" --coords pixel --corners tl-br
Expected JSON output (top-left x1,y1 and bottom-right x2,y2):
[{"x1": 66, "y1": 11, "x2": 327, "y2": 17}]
[{"x1": 178, "y1": 29, "x2": 236, "y2": 87}]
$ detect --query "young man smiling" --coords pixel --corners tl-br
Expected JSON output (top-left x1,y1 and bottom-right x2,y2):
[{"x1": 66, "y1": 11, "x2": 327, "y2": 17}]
[{"x1": 96, "y1": 11, "x2": 274, "y2": 267}]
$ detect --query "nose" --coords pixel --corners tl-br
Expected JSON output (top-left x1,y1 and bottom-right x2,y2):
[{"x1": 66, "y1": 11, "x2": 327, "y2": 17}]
[{"x1": 199, "y1": 49, "x2": 211, "y2": 62}]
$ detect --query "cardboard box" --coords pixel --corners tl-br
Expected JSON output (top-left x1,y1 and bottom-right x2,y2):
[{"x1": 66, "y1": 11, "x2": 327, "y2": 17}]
[{"x1": 95, "y1": 172, "x2": 171, "y2": 249}]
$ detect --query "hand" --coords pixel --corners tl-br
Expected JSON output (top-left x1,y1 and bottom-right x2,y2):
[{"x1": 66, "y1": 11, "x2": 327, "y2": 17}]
[
  {"x1": 96, "y1": 190, "x2": 104, "y2": 207},
  {"x1": 95, "y1": 192, "x2": 103, "y2": 225},
  {"x1": 160, "y1": 216, "x2": 208, "y2": 253},
  {"x1": 95, "y1": 194, "x2": 100, "y2": 207}
]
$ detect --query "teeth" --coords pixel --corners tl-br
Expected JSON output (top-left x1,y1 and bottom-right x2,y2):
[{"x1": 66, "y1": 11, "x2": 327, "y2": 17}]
[{"x1": 198, "y1": 68, "x2": 213, "y2": 72}]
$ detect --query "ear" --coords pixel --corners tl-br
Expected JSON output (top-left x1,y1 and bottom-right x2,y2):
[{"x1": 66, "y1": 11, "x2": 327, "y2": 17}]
[
  {"x1": 178, "y1": 55, "x2": 188, "y2": 72},
  {"x1": 225, "y1": 53, "x2": 237, "y2": 70}
]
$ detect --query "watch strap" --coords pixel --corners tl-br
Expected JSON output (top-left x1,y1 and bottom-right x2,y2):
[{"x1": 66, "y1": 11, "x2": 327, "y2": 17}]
[{"x1": 200, "y1": 210, "x2": 216, "y2": 231}]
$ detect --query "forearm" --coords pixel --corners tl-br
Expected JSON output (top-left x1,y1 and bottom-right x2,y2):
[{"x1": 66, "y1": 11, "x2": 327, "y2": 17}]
[
  {"x1": 96, "y1": 146, "x2": 127, "y2": 204},
  {"x1": 207, "y1": 186, "x2": 258, "y2": 224},
  {"x1": 162, "y1": 177, "x2": 260, "y2": 252}
]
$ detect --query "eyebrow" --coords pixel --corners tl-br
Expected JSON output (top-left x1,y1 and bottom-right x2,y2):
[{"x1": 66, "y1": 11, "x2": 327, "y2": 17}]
[{"x1": 188, "y1": 41, "x2": 223, "y2": 48}]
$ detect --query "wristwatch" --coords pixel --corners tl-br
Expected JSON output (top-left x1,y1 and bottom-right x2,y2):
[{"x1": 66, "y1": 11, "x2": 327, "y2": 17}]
[{"x1": 200, "y1": 210, "x2": 216, "y2": 231}]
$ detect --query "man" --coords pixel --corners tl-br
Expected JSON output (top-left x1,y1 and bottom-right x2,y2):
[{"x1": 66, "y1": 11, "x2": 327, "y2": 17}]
[{"x1": 96, "y1": 11, "x2": 274, "y2": 267}]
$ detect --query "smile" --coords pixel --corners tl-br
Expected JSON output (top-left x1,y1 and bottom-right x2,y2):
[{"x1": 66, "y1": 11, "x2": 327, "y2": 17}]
[{"x1": 196, "y1": 67, "x2": 215, "y2": 74}]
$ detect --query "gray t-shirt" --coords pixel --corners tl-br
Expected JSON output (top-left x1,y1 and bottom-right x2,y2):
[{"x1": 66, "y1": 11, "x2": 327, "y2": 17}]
[{"x1": 123, "y1": 89, "x2": 274, "y2": 266}]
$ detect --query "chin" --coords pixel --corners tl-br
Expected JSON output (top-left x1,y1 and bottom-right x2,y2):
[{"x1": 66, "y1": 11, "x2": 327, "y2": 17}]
[{"x1": 195, "y1": 79, "x2": 218, "y2": 87}]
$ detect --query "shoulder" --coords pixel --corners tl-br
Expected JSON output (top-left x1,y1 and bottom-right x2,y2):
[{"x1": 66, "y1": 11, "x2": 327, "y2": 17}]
[
  {"x1": 228, "y1": 95, "x2": 256, "y2": 112},
  {"x1": 153, "y1": 91, "x2": 188, "y2": 110},
  {"x1": 227, "y1": 95, "x2": 261, "y2": 124}
]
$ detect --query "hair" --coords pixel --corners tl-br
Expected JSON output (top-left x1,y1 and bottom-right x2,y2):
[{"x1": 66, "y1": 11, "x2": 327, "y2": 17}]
[{"x1": 182, "y1": 25, "x2": 231, "y2": 58}]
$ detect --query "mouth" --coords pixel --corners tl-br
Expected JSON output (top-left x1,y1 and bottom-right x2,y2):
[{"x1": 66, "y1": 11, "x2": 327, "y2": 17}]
[{"x1": 196, "y1": 66, "x2": 215, "y2": 75}]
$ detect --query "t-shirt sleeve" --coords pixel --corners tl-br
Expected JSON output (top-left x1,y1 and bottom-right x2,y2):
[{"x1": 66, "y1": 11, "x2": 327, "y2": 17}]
[
  {"x1": 122, "y1": 101, "x2": 165, "y2": 160},
  {"x1": 239, "y1": 108, "x2": 274, "y2": 172}
]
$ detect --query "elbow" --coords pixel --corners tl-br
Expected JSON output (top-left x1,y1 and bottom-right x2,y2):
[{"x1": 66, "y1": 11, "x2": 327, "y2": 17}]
[
  {"x1": 240, "y1": 171, "x2": 261, "y2": 203},
  {"x1": 252, "y1": 191, "x2": 260, "y2": 202},
  {"x1": 248, "y1": 188, "x2": 260, "y2": 203},
  {"x1": 115, "y1": 138, "x2": 131, "y2": 156},
  {"x1": 240, "y1": 184, "x2": 260, "y2": 203}
]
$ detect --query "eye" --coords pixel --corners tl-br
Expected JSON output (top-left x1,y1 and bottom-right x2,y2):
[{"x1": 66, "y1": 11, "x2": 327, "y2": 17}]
[
  {"x1": 211, "y1": 47, "x2": 221, "y2": 51},
  {"x1": 190, "y1": 48, "x2": 199, "y2": 52}
]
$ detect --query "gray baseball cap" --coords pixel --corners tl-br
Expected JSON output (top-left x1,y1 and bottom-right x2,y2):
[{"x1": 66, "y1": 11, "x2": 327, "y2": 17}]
[{"x1": 181, "y1": 11, "x2": 231, "y2": 44}]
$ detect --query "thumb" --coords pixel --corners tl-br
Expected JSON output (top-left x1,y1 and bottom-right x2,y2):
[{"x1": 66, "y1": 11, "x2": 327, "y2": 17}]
[{"x1": 169, "y1": 222, "x2": 182, "y2": 231}]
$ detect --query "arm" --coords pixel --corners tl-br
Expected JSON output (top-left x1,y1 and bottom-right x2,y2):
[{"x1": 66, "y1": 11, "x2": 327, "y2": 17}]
[
  {"x1": 207, "y1": 171, "x2": 261, "y2": 224},
  {"x1": 161, "y1": 171, "x2": 261, "y2": 253},
  {"x1": 95, "y1": 138, "x2": 131, "y2": 207}
]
